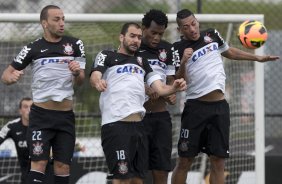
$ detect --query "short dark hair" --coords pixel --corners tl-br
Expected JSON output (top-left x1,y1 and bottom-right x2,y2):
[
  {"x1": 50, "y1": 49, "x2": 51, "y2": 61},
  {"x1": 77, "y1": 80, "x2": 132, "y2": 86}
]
[
  {"x1": 120, "y1": 22, "x2": 141, "y2": 35},
  {"x1": 176, "y1": 9, "x2": 195, "y2": 25},
  {"x1": 142, "y1": 9, "x2": 168, "y2": 28},
  {"x1": 19, "y1": 97, "x2": 32, "y2": 109},
  {"x1": 40, "y1": 5, "x2": 61, "y2": 22}
]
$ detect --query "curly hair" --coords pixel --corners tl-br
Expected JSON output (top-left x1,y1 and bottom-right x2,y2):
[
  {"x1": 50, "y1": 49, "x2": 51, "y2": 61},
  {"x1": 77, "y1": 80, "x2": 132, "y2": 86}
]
[{"x1": 142, "y1": 9, "x2": 168, "y2": 28}]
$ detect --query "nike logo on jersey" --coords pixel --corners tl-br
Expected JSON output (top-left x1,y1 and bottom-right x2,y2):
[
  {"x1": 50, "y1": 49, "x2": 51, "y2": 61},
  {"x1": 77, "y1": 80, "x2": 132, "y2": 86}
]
[
  {"x1": 138, "y1": 50, "x2": 146, "y2": 52},
  {"x1": 41, "y1": 49, "x2": 48, "y2": 52},
  {"x1": 16, "y1": 131, "x2": 22, "y2": 135},
  {"x1": 33, "y1": 179, "x2": 43, "y2": 182}
]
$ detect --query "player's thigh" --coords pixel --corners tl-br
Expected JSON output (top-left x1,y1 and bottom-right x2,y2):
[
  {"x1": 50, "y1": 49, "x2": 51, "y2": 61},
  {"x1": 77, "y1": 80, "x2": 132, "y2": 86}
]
[
  {"x1": 147, "y1": 111, "x2": 172, "y2": 171},
  {"x1": 178, "y1": 100, "x2": 208, "y2": 157},
  {"x1": 101, "y1": 121, "x2": 148, "y2": 179},
  {"x1": 28, "y1": 105, "x2": 61, "y2": 161},
  {"x1": 208, "y1": 100, "x2": 230, "y2": 158},
  {"x1": 52, "y1": 131, "x2": 75, "y2": 165}
]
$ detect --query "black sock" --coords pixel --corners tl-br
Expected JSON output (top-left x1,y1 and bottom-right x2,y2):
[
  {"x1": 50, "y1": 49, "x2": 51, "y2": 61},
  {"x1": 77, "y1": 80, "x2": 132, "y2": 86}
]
[
  {"x1": 27, "y1": 170, "x2": 45, "y2": 183},
  {"x1": 54, "y1": 175, "x2": 70, "y2": 184}
]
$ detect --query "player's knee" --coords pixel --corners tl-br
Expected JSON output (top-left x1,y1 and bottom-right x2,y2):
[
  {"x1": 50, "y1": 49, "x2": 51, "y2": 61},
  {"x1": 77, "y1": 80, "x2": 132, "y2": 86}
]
[
  {"x1": 53, "y1": 161, "x2": 70, "y2": 175},
  {"x1": 31, "y1": 160, "x2": 48, "y2": 173},
  {"x1": 175, "y1": 157, "x2": 194, "y2": 171},
  {"x1": 210, "y1": 156, "x2": 225, "y2": 172}
]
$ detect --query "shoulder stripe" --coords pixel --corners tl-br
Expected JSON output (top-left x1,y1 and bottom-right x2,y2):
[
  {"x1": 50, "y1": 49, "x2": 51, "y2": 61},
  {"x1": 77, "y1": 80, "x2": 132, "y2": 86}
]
[{"x1": 0, "y1": 118, "x2": 20, "y2": 139}]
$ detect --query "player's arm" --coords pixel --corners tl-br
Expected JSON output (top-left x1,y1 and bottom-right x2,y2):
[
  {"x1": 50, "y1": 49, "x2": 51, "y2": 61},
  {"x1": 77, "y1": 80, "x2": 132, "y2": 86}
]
[
  {"x1": 2, "y1": 44, "x2": 32, "y2": 85},
  {"x1": 1, "y1": 65, "x2": 24, "y2": 85},
  {"x1": 89, "y1": 51, "x2": 109, "y2": 92},
  {"x1": 150, "y1": 78, "x2": 187, "y2": 97},
  {"x1": 163, "y1": 75, "x2": 177, "y2": 105},
  {"x1": 90, "y1": 71, "x2": 107, "y2": 92},
  {"x1": 143, "y1": 55, "x2": 186, "y2": 97},
  {"x1": 222, "y1": 47, "x2": 280, "y2": 62},
  {"x1": 72, "y1": 39, "x2": 86, "y2": 85},
  {"x1": 175, "y1": 48, "x2": 193, "y2": 80},
  {"x1": 145, "y1": 83, "x2": 159, "y2": 100},
  {"x1": 68, "y1": 61, "x2": 85, "y2": 86},
  {"x1": 0, "y1": 122, "x2": 12, "y2": 145}
]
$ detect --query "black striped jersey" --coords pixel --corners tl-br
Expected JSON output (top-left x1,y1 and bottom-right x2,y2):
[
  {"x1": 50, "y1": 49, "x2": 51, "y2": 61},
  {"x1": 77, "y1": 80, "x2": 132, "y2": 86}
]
[
  {"x1": 91, "y1": 50, "x2": 161, "y2": 125},
  {"x1": 0, "y1": 118, "x2": 29, "y2": 169},
  {"x1": 10, "y1": 36, "x2": 86, "y2": 103},
  {"x1": 173, "y1": 28, "x2": 229, "y2": 99}
]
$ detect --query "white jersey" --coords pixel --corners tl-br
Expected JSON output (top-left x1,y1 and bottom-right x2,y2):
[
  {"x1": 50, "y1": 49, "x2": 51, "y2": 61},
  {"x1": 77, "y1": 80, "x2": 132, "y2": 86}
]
[
  {"x1": 91, "y1": 50, "x2": 161, "y2": 125},
  {"x1": 173, "y1": 28, "x2": 229, "y2": 99},
  {"x1": 11, "y1": 36, "x2": 86, "y2": 103}
]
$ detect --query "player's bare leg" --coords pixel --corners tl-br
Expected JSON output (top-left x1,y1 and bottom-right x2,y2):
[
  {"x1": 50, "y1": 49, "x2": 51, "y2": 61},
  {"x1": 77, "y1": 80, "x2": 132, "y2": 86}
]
[
  {"x1": 209, "y1": 156, "x2": 225, "y2": 184},
  {"x1": 31, "y1": 160, "x2": 48, "y2": 173},
  {"x1": 54, "y1": 160, "x2": 71, "y2": 184},
  {"x1": 152, "y1": 170, "x2": 168, "y2": 184},
  {"x1": 171, "y1": 157, "x2": 194, "y2": 184},
  {"x1": 130, "y1": 177, "x2": 143, "y2": 184},
  {"x1": 112, "y1": 178, "x2": 143, "y2": 184},
  {"x1": 27, "y1": 160, "x2": 48, "y2": 183}
]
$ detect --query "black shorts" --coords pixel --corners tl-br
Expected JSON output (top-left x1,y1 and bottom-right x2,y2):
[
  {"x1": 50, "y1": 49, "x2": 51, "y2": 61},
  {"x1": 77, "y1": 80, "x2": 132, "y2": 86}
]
[
  {"x1": 101, "y1": 121, "x2": 148, "y2": 179},
  {"x1": 143, "y1": 111, "x2": 172, "y2": 171},
  {"x1": 178, "y1": 99, "x2": 230, "y2": 158},
  {"x1": 28, "y1": 104, "x2": 75, "y2": 165}
]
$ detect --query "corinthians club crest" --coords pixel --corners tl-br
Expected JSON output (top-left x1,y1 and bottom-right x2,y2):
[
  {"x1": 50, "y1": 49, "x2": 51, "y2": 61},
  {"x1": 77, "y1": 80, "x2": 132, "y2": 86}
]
[
  {"x1": 33, "y1": 142, "x2": 43, "y2": 156},
  {"x1": 118, "y1": 161, "x2": 128, "y2": 175},
  {"x1": 179, "y1": 141, "x2": 189, "y2": 152},
  {"x1": 204, "y1": 33, "x2": 213, "y2": 43},
  {"x1": 158, "y1": 49, "x2": 167, "y2": 62},
  {"x1": 63, "y1": 43, "x2": 74, "y2": 55}
]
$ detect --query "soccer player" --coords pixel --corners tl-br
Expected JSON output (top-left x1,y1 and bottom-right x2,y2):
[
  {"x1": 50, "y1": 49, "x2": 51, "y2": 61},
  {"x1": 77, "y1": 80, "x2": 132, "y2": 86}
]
[
  {"x1": 171, "y1": 9, "x2": 280, "y2": 184},
  {"x1": 90, "y1": 22, "x2": 186, "y2": 184},
  {"x1": 0, "y1": 97, "x2": 32, "y2": 184},
  {"x1": 1, "y1": 5, "x2": 86, "y2": 184},
  {"x1": 137, "y1": 9, "x2": 175, "y2": 184}
]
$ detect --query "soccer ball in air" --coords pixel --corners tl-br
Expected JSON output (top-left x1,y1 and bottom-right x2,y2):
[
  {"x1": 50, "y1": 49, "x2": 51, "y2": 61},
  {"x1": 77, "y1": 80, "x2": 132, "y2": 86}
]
[{"x1": 238, "y1": 20, "x2": 268, "y2": 49}]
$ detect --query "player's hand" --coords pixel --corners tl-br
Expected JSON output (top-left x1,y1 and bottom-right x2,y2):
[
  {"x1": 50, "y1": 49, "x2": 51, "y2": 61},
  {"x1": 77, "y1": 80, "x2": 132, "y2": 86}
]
[
  {"x1": 257, "y1": 55, "x2": 280, "y2": 63},
  {"x1": 10, "y1": 70, "x2": 24, "y2": 83},
  {"x1": 68, "y1": 60, "x2": 81, "y2": 76},
  {"x1": 173, "y1": 78, "x2": 187, "y2": 92},
  {"x1": 164, "y1": 94, "x2": 176, "y2": 105},
  {"x1": 181, "y1": 48, "x2": 193, "y2": 65},
  {"x1": 146, "y1": 86, "x2": 159, "y2": 100},
  {"x1": 94, "y1": 79, "x2": 107, "y2": 92}
]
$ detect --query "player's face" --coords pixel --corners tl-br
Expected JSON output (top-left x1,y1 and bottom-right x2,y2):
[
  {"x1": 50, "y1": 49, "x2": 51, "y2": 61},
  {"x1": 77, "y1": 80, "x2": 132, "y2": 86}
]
[
  {"x1": 142, "y1": 21, "x2": 166, "y2": 48},
  {"x1": 44, "y1": 8, "x2": 65, "y2": 39},
  {"x1": 178, "y1": 15, "x2": 200, "y2": 41},
  {"x1": 120, "y1": 26, "x2": 142, "y2": 55},
  {"x1": 19, "y1": 100, "x2": 33, "y2": 124}
]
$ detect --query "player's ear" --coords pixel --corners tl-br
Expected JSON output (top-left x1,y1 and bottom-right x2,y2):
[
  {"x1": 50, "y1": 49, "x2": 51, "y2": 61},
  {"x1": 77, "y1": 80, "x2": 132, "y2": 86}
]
[
  {"x1": 119, "y1": 34, "x2": 124, "y2": 42},
  {"x1": 177, "y1": 27, "x2": 181, "y2": 33},
  {"x1": 41, "y1": 20, "x2": 47, "y2": 29}
]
